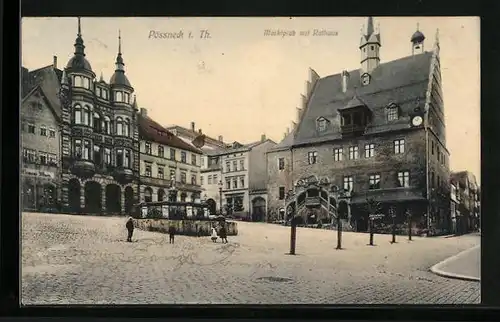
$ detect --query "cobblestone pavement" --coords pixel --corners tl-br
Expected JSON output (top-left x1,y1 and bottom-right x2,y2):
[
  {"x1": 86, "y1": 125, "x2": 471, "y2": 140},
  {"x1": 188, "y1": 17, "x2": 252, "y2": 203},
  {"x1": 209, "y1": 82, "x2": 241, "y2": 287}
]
[{"x1": 21, "y1": 213, "x2": 481, "y2": 305}]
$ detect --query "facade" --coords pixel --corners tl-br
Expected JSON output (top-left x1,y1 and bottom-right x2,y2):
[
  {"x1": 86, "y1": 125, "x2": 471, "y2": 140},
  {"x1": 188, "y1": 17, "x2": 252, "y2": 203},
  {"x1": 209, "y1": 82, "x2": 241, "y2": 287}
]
[
  {"x1": 219, "y1": 136, "x2": 276, "y2": 221},
  {"x1": 138, "y1": 112, "x2": 204, "y2": 203},
  {"x1": 166, "y1": 122, "x2": 228, "y2": 214},
  {"x1": 21, "y1": 62, "x2": 63, "y2": 211},
  {"x1": 267, "y1": 17, "x2": 451, "y2": 235},
  {"x1": 450, "y1": 171, "x2": 480, "y2": 234},
  {"x1": 58, "y1": 19, "x2": 140, "y2": 215}
]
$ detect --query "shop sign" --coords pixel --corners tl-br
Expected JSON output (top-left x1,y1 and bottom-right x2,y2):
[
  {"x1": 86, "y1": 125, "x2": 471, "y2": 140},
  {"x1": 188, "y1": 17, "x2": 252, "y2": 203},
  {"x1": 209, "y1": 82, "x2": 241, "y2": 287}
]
[{"x1": 22, "y1": 168, "x2": 54, "y2": 179}]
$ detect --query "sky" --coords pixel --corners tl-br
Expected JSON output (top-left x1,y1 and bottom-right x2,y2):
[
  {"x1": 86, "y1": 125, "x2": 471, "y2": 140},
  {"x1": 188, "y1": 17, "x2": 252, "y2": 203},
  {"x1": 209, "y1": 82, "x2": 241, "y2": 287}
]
[{"x1": 21, "y1": 17, "x2": 480, "y2": 182}]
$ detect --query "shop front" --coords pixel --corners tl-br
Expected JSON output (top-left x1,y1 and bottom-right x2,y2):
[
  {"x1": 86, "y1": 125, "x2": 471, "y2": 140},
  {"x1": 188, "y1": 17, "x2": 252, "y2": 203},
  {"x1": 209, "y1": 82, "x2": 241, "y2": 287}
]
[{"x1": 21, "y1": 168, "x2": 60, "y2": 212}]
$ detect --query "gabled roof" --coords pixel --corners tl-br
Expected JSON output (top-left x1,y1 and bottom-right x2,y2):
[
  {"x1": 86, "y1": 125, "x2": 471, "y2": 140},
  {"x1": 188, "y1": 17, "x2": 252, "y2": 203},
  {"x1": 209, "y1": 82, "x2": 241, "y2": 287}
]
[
  {"x1": 138, "y1": 114, "x2": 202, "y2": 154},
  {"x1": 269, "y1": 130, "x2": 296, "y2": 153},
  {"x1": 21, "y1": 65, "x2": 63, "y2": 120},
  {"x1": 293, "y1": 51, "x2": 434, "y2": 146}
]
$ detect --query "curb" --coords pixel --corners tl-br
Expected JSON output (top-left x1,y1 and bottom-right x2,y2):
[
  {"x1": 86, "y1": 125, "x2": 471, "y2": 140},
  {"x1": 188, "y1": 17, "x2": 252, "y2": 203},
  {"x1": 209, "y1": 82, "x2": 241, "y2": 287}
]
[{"x1": 429, "y1": 245, "x2": 480, "y2": 282}]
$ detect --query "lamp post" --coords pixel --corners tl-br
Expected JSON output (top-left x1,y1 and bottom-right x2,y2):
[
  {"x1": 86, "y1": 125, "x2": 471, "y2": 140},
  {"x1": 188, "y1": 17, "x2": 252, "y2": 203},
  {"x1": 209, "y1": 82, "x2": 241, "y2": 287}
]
[
  {"x1": 218, "y1": 180, "x2": 223, "y2": 216},
  {"x1": 390, "y1": 206, "x2": 397, "y2": 244},
  {"x1": 336, "y1": 212, "x2": 342, "y2": 250},
  {"x1": 406, "y1": 209, "x2": 412, "y2": 241},
  {"x1": 368, "y1": 217, "x2": 375, "y2": 246}
]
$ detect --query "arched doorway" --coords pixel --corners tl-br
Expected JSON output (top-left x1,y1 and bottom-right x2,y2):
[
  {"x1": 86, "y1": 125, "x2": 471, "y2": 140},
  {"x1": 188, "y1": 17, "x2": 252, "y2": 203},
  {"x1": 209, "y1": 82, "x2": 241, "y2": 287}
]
[
  {"x1": 22, "y1": 181, "x2": 36, "y2": 210},
  {"x1": 106, "y1": 184, "x2": 121, "y2": 213},
  {"x1": 125, "y1": 186, "x2": 134, "y2": 214},
  {"x1": 68, "y1": 179, "x2": 81, "y2": 213},
  {"x1": 157, "y1": 188, "x2": 165, "y2": 202},
  {"x1": 206, "y1": 198, "x2": 216, "y2": 215},
  {"x1": 84, "y1": 181, "x2": 102, "y2": 214},
  {"x1": 252, "y1": 197, "x2": 266, "y2": 222},
  {"x1": 144, "y1": 187, "x2": 153, "y2": 203}
]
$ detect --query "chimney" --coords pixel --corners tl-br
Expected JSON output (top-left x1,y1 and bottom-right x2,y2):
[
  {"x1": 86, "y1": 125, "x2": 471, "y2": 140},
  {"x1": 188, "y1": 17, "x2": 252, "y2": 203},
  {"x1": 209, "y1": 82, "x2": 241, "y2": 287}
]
[
  {"x1": 190, "y1": 121, "x2": 195, "y2": 132},
  {"x1": 198, "y1": 129, "x2": 202, "y2": 134},
  {"x1": 261, "y1": 134, "x2": 267, "y2": 142},
  {"x1": 53, "y1": 56, "x2": 57, "y2": 69},
  {"x1": 218, "y1": 135, "x2": 223, "y2": 142},
  {"x1": 341, "y1": 70, "x2": 349, "y2": 93},
  {"x1": 140, "y1": 108, "x2": 147, "y2": 116}
]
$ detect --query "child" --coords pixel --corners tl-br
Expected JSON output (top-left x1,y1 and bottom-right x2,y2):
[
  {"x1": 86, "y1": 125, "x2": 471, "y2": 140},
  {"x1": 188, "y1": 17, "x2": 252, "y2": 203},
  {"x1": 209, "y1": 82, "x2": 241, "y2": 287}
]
[{"x1": 211, "y1": 226, "x2": 218, "y2": 243}]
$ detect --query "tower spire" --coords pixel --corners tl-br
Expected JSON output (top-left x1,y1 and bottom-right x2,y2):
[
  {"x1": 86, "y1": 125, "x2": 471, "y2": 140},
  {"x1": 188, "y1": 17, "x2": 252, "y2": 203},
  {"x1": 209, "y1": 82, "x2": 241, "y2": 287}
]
[
  {"x1": 115, "y1": 30, "x2": 125, "y2": 72},
  {"x1": 74, "y1": 17, "x2": 85, "y2": 56},
  {"x1": 78, "y1": 17, "x2": 81, "y2": 36},
  {"x1": 118, "y1": 29, "x2": 122, "y2": 54},
  {"x1": 366, "y1": 17, "x2": 374, "y2": 36}
]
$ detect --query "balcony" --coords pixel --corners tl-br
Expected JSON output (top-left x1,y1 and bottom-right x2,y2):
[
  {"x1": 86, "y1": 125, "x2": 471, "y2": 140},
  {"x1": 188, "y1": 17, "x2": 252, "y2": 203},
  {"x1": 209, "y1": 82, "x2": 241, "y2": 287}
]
[
  {"x1": 340, "y1": 124, "x2": 366, "y2": 137},
  {"x1": 113, "y1": 167, "x2": 135, "y2": 184},
  {"x1": 71, "y1": 159, "x2": 96, "y2": 178}
]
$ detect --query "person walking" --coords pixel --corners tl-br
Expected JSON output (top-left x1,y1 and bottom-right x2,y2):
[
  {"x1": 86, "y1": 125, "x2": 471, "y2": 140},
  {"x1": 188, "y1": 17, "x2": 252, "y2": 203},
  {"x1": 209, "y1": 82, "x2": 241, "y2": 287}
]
[
  {"x1": 211, "y1": 226, "x2": 218, "y2": 243},
  {"x1": 219, "y1": 224, "x2": 228, "y2": 244},
  {"x1": 126, "y1": 217, "x2": 134, "y2": 242},
  {"x1": 168, "y1": 225, "x2": 176, "y2": 244}
]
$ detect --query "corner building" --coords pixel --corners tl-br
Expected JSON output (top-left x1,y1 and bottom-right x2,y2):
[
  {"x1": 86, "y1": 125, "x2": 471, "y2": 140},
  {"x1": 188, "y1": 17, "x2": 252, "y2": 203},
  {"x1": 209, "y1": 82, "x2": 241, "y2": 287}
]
[
  {"x1": 59, "y1": 19, "x2": 140, "y2": 215},
  {"x1": 267, "y1": 18, "x2": 451, "y2": 234}
]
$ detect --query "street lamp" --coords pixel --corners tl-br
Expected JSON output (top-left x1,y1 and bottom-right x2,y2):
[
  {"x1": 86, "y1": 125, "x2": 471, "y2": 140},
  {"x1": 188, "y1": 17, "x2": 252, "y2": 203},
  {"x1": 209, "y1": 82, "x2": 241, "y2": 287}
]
[
  {"x1": 406, "y1": 209, "x2": 412, "y2": 241},
  {"x1": 390, "y1": 206, "x2": 397, "y2": 244},
  {"x1": 218, "y1": 180, "x2": 223, "y2": 216}
]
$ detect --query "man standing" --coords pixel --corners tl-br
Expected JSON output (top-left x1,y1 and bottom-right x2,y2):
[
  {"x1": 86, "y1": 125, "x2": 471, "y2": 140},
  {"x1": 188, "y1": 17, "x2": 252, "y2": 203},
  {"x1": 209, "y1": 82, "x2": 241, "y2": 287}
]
[
  {"x1": 168, "y1": 225, "x2": 176, "y2": 244},
  {"x1": 126, "y1": 217, "x2": 134, "y2": 242}
]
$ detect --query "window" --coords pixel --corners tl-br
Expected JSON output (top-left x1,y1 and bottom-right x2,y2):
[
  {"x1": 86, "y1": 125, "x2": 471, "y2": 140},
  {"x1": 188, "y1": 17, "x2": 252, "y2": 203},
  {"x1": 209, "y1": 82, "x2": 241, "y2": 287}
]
[
  {"x1": 27, "y1": 124, "x2": 35, "y2": 134},
  {"x1": 39, "y1": 126, "x2": 47, "y2": 136},
  {"x1": 274, "y1": 157, "x2": 284, "y2": 170},
  {"x1": 103, "y1": 116, "x2": 111, "y2": 134},
  {"x1": 240, "y1": 159, "x2": 244, "y2": 170},
  {"x1": 437, "y1": 146, "x2": 441, "y2": 162},
  {"x1": 83, "y1": 77, "x2": 90, "y2": 89},
  {"x1": 233, "y1": 160, "x2": 237, "y2": 171},
  {"x1": 394, "y1": 139, "x2": 405, "y2": 154},
  {"x1": 191, "y1": 175, "x2": 197, "y2": 185},
  {"x1": 213, "y1": 174, "x2": 218, "y2": 184},
  {"x1": 124, "y1": 93, "x2": 130, "y2": 104},
  {"x1": 83, "y1": 140, "x2": 91, "y2": 160},
  {"x1": 158, "y1": 167, "x2": 164, "y2": 179},
  {"x1": 431, "y1": 171, "x2": 435, "y2": 188},
  {"x1": 102, "y1": 90, "x2": 108, "y2": 100},
  {"x1": 23, "y1": 149, "x2": 36, "y2": 163},
  {"x1": 74, "y1": 139, "x2": 82, "y2": 159},
  {"x1": 343, "y1": 176, "x2": 354, "y2": 192},
  {"x1": 116, "y1": 92, "x2": 123, "y2": 102},
  {"x1": 82, "y1": 106, "x2": 91, "y2": 126},
  {"x1": 39, "y1": 152, "x2": 47, "y2": 165},
  {"x1": 387, "y1": 105, "x2": 399, "y2": 121},
  {"x1": 437, "y1": 175, "x2": 441, "y2": 188},
  {"x1": 208, "y1": 175, "x2": 213, "y2": 184},
  {"x1": 94, "y1": 145, "x2": 101, "y2": 165},
  {"x1": 431, "y1": 141, "x2": 435, "y2": 155},
  {"x1": 181, "y1": 151, "x2": 187, "y2": 163},
  {"x1": 371, "y1": 45, "x2": 374, "y2": 50},
  {"x1": 191, "y1": 154, "x2": 197, "y2": 166},
  {"x1": 170, "y1": 148, "x2": 176, "y2": 160},
  {"x1": 116, "y1": 149, "x2": 123, "y2": 167},
  {"x1": 349, "y1": 146, "x2": 359, "y2": 160},
  {"x1": 200, "y1": 176, "x2": 204, "y2": 185},
  {"x1": 398, "y1": 171, "x2": 410, "y2": 187},
  {"x1": 369, "y1": 174, "x2": 381, "y2": 189},
  {"x1": 279, "y1": 187, "x2": 285, "y2": 200},
  {"x1": 226, "y1": 161, "x2": 231, "y2": 172},
  {"x1": 170, "y1": 169, "x2": 176, "y2": 180},
  {"x1": 233, "y1": 178, "x2": 238, "y2": 189},
  {"x1": 158, "y1": 146, "x2": 164, "y2": 157},
  {"x1": 124, "y1": 119, "x2": 130, "y2": 137},
  {"x1": 97, "y1": 87, "x2": 102, "y2": 97},
  {"x1": 48, "y1": 153, "x2": 57, "y2": 165},
  {"x1": 145, "y1": 142, "x2": 151, "y2": 154},
  {"x1": 116, "y1": 117, "x2": 123, "y2": 136},
  {"x1": 333, "y1": 148, "x2": 343, "y2": 161},
  {"x1": 362, "y1": 74, "x2": 370, "y2": 86},
  {"x1": 226, "y1": 179, "x2": 231, "y2": 189},
  {"x1": 308, "y1": 151, "x2": 318, "y2": 164},
  {"x1": 180, "y1": 172, "x2": 186, "y2": 183},
  {"x1": 74, "y1": 105, "x2": 82, "y2": 124},
  {"x1": 317, "y1": 118, "x2": 327, "y2": 132},
  {"x1": 124, "y1": 150, "x2": 131, "y2": 168},
  {"x1": 93, "y1": 113, "x2": 101, "y2": 132},
  {"x1": 104, "y1": 148, "x2": 111, "y2": 165},
  {"x1": 364, "y1": 144, "x2": 375, "y2": 158},
  {"x1": 240, "y1": 176, "x2": 245, "y2": 188},
  {"x1": 145, "y1": 164, "x2": 152, "y2": 177}
]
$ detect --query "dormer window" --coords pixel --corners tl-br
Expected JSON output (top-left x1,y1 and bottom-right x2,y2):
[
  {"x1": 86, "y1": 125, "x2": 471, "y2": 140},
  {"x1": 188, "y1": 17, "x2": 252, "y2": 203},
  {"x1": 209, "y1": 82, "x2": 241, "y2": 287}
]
[
  {"x1": 386, "y1": 103, "x2": 400, "y2": 121},
  {"x1": 316, "y1": 117, "x2": 328, "y2": 132},
  {"x1": 361, "y1": 73, "x2": 370, "y2": 86}
]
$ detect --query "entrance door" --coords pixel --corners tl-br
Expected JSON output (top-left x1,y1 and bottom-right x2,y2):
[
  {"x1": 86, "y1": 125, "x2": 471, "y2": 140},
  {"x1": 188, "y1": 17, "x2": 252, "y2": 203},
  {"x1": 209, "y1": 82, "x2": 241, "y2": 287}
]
[
  {"x1": 251, "y1": 197, "x2": 266, "y2": 222},
  {"x1": 68, "y1": 179, "x2": 81, "y2": 213},
  {"x1": 85, "y1": 181, "x2": 102, "y2": 213},
  {"x1": 124, "y1": 186, "x2": 134, "y2": 214},
  {"x1": 106, "y1": 184, "x2": 122, "y2": 214}
]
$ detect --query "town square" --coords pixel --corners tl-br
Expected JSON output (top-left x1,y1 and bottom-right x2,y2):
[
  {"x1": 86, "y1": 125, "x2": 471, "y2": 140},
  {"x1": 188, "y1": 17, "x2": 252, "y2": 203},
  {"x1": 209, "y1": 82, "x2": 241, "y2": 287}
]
[{"x1": 21, "y1": 16, "x2": 480, "y2": 304}]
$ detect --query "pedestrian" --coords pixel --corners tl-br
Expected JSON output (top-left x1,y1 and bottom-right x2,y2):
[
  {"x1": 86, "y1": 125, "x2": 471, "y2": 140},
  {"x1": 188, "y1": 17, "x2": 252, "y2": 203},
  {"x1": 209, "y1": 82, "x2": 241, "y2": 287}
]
[
  {"x1": 168, "y1": 225, "x2": 176, "y2": 244},
  {"x1": 126, "y1": 217, "x2": 134, "y2": 242},
  {"x1": 211, "y1": 225, "x2": 218, "y2": 243},
  {"x1": 219, "y1": 224, "x2": 228, "y2": 244}
]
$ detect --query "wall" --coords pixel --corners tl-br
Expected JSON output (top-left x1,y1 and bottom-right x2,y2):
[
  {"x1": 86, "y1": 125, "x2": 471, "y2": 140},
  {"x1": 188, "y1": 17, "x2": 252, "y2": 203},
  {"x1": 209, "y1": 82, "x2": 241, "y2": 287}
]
[
  {"x1": 266, "y1": 148, "x2": 294, "y2": 221},
  {"x1": 248, "y1": 140, "x2": 277, "y2": 191}
]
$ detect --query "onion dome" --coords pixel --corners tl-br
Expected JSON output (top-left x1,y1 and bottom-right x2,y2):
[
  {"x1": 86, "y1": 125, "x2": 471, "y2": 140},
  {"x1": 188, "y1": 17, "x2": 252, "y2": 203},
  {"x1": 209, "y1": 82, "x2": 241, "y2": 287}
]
[
  {"x1": 411, "y1": 24, "x2": 425, "y2": 43},
  {"x1": 109, "y1": 30, "x2": 132, "y2": 88},
  {"x1": 66, "y1": 17, "x2": 93, "y2": 72}
]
